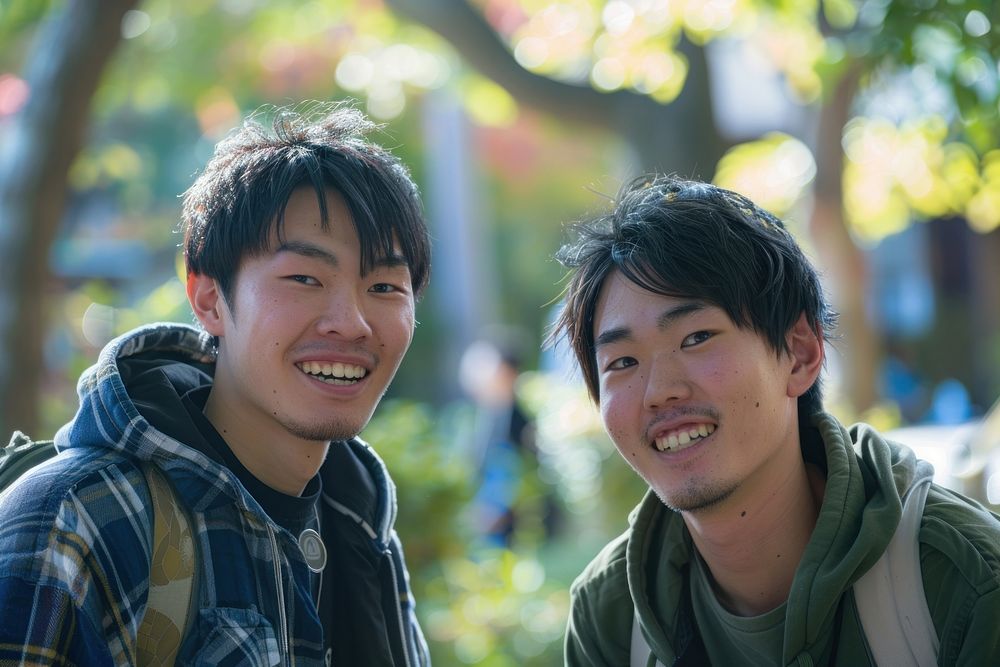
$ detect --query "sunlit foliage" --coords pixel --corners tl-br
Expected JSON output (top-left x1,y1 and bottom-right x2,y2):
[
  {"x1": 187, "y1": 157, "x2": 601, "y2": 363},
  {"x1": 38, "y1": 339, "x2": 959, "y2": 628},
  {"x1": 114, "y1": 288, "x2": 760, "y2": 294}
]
[
  {"x1": 844, "y1": 116, "x2": 999, "y2": 242},
  {"x1": 714, "y1": 133, "x2": 816, "y2": 218}
]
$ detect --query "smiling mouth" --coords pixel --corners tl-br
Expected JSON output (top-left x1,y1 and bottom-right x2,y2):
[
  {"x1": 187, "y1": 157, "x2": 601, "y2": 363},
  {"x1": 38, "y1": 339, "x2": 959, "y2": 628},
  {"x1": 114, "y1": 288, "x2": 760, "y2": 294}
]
[
  {"x1": 653, "y1": 423, "x2": 716, "y2": 452},
  {"x1": 296, "y1": 361, "x2": 368, "y2": 385}
]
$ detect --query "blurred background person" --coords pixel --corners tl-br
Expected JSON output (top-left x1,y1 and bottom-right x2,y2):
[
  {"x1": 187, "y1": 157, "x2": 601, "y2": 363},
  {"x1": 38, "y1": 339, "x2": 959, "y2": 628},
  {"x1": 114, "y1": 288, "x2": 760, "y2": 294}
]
[{"x1": 459, "y1": 328, "x2": 553, "y2": 548}]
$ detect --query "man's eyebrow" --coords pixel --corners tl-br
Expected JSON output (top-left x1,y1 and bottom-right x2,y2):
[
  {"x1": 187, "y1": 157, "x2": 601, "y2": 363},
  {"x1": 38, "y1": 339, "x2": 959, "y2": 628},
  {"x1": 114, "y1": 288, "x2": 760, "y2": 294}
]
[
  {"x1": 276, "y1": 241, "x2": 339, "y2": 268},
  {"x1": 372, "y1": 253, "x2": 410, "y2": 270},
  {"x1": 595, "y1": 327, "x2": 631, "y2": 349},
  {"x1": 656, "y1": 301, "x2": 706, "y2": 330},
  {"x1": 595, "y1": 301, "x2": 707, "y2": 350},
  {"x1": 278, "y1": 242, "x2": 410, "y2": 273}
]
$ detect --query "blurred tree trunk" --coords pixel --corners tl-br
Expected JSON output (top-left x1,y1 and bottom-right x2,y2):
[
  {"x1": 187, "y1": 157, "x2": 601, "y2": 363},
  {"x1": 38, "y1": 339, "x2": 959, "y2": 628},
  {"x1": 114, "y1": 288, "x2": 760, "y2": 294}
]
[
  {"x1": 0, "y1": 0, "x2": 138, "y2": 437},
  {"x1": 388, "y1": 0, "x2": 878, "y2": 415},
  {"x1": 810, "y1": 64, "x2": 880, "y2": 414}
]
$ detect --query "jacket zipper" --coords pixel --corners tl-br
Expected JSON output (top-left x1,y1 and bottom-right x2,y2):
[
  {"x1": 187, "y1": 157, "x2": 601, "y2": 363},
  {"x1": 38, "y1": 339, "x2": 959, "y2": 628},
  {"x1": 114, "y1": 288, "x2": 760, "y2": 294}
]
[{"x1": 267, "y1": 523, "x2": 291, "y2": 666}]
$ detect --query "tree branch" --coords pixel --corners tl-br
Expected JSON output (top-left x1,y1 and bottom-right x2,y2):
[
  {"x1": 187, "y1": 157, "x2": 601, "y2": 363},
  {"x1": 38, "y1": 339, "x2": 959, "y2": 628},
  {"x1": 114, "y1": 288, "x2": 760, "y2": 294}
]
[
  {"x1": 384, "y1": 0, "x2": 630, "y2": 127},
  {"x1": 384, "y1": 0, "x2": 724, "y2": 176}
]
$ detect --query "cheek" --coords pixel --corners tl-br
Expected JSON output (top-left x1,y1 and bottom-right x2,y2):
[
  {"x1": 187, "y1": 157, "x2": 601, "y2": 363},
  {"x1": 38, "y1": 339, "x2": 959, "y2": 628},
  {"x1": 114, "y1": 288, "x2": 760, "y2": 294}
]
[
  {"x1": 380, "y1": 309, "x2": 415, "y2": 353},
  {"x1": 600, "y1": 392, "x2": 633, "y2": 441}
]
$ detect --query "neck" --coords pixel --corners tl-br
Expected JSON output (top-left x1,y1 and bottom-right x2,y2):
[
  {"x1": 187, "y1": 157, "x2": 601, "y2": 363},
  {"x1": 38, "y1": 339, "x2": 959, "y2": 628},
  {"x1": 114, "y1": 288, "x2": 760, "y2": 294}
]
[
  {"x1": 203, "y1": 390, "x2": 329, "y2": 497},
  {"x1": 684, "y1": 457, "x2": 826, "y2": 616}
]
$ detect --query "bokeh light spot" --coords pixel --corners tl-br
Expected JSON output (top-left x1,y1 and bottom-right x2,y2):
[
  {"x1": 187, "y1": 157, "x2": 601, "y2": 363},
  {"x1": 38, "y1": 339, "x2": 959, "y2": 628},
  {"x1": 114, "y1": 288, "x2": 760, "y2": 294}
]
[
  {"x1": 121, "y1": 10, "x2": 152, "y2": 40},
  {"x1": 964, "y1": 10, "x2": 991, "y2": 38},
  {"x1": 0, "y1": 74, "x2": 29, "y2": 116},
  {"x1": 591, "y1": 57, "x2": 626, "y2": 90}
]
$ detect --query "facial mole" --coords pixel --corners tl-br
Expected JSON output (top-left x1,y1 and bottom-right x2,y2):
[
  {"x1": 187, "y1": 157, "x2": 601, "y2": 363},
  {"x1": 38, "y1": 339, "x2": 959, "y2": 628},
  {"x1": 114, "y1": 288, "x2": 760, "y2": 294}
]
[
  {"x1": 755, "y1": 402, "x2": 760, "y2": 408},
  {"x1": 740, "y1": 511, "x2": 746, "y2": 517}
]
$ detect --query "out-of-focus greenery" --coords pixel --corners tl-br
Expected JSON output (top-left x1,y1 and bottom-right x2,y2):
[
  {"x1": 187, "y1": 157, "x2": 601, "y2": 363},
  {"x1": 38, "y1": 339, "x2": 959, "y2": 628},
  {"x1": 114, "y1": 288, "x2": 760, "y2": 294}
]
[
  {"x1": 361, "y1": 399, "x2": 474, "y2": 567},
  {"x1": 363, "y1": 371, "x2": 645, "y2": 666}
]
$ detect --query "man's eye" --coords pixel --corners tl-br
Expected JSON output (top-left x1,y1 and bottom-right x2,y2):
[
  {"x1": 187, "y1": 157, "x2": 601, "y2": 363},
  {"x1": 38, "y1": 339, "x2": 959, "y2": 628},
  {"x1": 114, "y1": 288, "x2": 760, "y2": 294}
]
[
  {"x1": 288, "y1": 275, "x2": 320, "y2": 286},
  {"x1": 605, "y1": 356, "x2": 637, "y2": 371},
  {"x1": 370, "y1": 282, "x2": 409, "y2": 295},
  {"x1": 682, "y1": 331, "x2": 713, "y2": 347}
]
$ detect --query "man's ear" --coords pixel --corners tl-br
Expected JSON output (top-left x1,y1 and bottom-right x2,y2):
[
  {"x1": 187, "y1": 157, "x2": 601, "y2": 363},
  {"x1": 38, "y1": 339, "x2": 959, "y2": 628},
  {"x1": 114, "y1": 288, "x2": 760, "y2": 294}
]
[
  {"x1": 187, "y1": 272, "x2": 228, "y2": 336},
  {"x1": 786, "y1": 312, "x2": 824, "y2": 399}
]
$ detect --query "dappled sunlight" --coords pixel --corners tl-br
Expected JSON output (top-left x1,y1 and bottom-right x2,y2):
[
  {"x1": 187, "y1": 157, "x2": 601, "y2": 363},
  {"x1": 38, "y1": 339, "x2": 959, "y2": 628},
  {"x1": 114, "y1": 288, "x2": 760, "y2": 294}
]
[
  {"x1": 843, "y1": 116, "x2": 1000, "y2": 242},
  {"x1": 334, "y1": 43, "x2": 450, "y2": 119},
  {"x1": 713, "y1": 132, "x2": 816, "y2": 217},
  {"x1": 755, "y1": 13, "x2": 824, "y2": 102},
  {"x1": 464, "y1": 79, "x2": 519, "y2": 127},
  {"x1": 505, "y1": 0, "x2": 705, "y2": 101},
  {"x1": 967, "y1": 150, "x2": 1000, "y2": 233}
]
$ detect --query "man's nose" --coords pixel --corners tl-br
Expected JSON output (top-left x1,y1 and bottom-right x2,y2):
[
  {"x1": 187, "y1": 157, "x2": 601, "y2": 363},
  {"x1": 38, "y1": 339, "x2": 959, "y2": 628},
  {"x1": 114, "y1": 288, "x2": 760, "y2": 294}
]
[
  {"x1": 643, "y1": 353, "x2": 691, "y2": 410},
  {"x1": 316, "y1": 289, "x2": 372, "y2": 340}
]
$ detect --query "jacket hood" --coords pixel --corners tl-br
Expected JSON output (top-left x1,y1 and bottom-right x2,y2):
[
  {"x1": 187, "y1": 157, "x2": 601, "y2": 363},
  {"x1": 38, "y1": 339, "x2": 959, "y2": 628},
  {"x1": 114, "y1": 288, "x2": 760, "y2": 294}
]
[
  {"x1": 627, "y1": 411, "x2": 936, "y2": 665},
  {"x1": 55, "y1": 323, "x2": 400, "y2": 540},
  {"x1": 56, "y1": 323, "x2": 216, "y2": 466}
]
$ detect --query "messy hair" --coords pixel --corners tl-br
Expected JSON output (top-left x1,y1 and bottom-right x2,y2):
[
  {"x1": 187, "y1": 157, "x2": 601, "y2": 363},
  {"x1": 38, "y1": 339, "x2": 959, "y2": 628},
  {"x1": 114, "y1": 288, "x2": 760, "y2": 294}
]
[
  {"x1": 549, "y1": 175, "x2": 838, "y2": 417},
  {"x1": 182, "y1": 102, "x2": 430, "y2": 304}
]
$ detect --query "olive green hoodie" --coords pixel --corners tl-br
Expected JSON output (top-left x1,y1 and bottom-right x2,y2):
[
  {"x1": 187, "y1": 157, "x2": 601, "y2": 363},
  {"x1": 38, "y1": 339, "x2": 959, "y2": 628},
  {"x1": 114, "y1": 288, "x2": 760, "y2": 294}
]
[{"x1": 565, "y1": 413, "x2": 1000, "y2": 666}]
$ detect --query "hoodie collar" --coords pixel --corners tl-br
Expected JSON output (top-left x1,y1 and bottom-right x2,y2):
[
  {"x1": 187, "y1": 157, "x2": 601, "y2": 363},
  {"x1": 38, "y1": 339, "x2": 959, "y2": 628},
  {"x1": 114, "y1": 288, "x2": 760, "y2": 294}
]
[
  {"x1": 627, "y1": 412, "x2": 934, "y2": 663},
  {"x1": 320, "y1": 437, "x2": 398, "y2": 547},
  {"x1": 57, "y1": 322, "x2": 400, "y2": 552}
]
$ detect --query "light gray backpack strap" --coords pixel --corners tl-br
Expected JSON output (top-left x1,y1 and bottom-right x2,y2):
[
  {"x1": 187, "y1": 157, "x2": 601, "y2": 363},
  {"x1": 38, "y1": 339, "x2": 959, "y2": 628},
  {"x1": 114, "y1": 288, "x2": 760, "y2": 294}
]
[
  {"x1": 136, "y1": 464, "x2": 197, "y2": 666},
  {"x1": 853, "y1": 476, "x2": 938, "y2": 667},
  {"x1": 631, "y1": 609, "x2": 665, "y2": 667}
]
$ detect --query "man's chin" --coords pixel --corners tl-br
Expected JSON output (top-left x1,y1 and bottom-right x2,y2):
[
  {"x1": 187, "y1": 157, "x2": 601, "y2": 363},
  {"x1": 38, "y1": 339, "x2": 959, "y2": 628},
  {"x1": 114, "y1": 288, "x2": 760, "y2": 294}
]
[
  {"x1": 657, "y1": 481, "x2": 737, "y2": 514},
  {"x1": 283, "y1": 418, "x2": 364, "y2": 444}
]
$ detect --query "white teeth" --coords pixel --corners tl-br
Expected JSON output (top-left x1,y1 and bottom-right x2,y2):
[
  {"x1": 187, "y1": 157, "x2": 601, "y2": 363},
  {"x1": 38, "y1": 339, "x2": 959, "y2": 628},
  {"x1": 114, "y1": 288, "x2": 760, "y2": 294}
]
[
  {"x1": 298, "y1": 361, "x2": 367, "y2": 383},
  {"x1": 653, "y1": 423, "x2": 716, "y2": 452}
]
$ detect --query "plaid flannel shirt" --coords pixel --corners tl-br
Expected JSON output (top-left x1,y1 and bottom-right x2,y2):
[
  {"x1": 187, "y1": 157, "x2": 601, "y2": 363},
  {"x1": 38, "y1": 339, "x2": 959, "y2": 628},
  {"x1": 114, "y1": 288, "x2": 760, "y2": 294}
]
[{"x1": 0, "y1": 323, "x2": 429, "y2": 666}]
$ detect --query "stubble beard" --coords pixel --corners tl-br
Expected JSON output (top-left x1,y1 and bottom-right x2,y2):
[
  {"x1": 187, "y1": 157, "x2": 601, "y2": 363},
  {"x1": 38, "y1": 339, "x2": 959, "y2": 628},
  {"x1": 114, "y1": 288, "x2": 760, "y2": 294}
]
[
  {"x1": 275, "y1": 383, "x2": 390, "y2": 444},
  {"x1": 282, "y1": 420, "x2": 367, "y2": 442},
  {"x1": 280, "y1": 414, "x2": 368, "y2": 443},
  {"x1": 657, "y1": 479, "x2": 738, "y2": 514}
]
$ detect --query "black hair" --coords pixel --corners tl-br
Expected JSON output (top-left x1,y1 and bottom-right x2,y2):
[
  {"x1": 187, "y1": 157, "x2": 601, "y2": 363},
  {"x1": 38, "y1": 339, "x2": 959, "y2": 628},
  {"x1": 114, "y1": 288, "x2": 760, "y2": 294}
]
[
  {"x1": 182, "y1": 102, "x2": 430, "y2": 305},
  {"x1": 548, "y1": 174, "x2": 838, "y2": 418}
]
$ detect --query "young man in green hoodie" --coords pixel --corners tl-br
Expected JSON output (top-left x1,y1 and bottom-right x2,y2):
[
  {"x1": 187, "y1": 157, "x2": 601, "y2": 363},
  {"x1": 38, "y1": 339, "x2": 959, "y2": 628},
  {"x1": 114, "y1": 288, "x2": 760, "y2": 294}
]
[{"x1": 551, "y1": 175, "x2": 1000, "y2": 666}]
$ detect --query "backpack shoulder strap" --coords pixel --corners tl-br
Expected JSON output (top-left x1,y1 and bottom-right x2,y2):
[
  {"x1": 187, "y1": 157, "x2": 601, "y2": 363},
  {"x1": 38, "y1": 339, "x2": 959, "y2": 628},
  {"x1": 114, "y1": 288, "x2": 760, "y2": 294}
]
[
  {"x1": 0, "y1": 432, "x2": 57, "y2": 490},
  {"x1": 853, "y1": 476, "x2": 938, "y2": 667},
  {"x1": 136, "y1": 463, "x2": 197, "y2": 666},
  {"x1": 631, "y1": 609, "x2": 665, "y2": 667}
]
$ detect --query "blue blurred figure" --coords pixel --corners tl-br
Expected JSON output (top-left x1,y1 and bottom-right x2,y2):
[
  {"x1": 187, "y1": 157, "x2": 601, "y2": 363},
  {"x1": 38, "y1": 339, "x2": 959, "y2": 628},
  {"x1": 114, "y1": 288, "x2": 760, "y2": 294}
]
[
  {"x1": 459, "y1": 331, "x2": 537, "y2": 548},
  {"x1": 925, "y1": 378, "x2": 973, "y2": 425}
]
